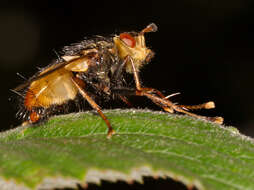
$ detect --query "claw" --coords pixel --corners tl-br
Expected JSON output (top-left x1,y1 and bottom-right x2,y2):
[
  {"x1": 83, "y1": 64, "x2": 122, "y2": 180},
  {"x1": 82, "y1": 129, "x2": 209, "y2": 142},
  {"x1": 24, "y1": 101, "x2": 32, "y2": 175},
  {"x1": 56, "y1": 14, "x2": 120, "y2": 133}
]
[{"x1": 107, "y1": 129, "x2": 116, "y2": 139}]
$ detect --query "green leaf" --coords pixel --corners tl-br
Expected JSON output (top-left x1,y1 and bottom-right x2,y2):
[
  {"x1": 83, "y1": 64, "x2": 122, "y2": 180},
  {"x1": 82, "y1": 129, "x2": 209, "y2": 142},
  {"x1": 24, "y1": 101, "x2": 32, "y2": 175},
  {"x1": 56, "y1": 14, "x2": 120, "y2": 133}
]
[{"x1": 0, "y1": 109, "x2": 254, "y2": 190}]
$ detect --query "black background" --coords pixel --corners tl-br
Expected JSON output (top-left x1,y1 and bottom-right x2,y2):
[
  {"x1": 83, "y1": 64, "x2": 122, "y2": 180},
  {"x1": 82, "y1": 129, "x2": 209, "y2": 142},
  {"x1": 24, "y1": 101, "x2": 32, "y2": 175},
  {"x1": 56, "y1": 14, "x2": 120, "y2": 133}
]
[
  {"x1": 1, "y1": 0, "x2": 254, "y2": 138},
  {"x1": 1, "y1": 0, "x2": 254, "y2": 189}
]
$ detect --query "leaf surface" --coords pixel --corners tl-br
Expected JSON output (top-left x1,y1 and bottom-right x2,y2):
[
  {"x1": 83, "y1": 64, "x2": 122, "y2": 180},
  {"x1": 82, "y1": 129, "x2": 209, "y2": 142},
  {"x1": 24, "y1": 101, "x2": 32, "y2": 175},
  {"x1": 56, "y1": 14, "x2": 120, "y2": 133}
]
[{"x1": 0, "y1": 109, "x2": 254, "y2": 190}]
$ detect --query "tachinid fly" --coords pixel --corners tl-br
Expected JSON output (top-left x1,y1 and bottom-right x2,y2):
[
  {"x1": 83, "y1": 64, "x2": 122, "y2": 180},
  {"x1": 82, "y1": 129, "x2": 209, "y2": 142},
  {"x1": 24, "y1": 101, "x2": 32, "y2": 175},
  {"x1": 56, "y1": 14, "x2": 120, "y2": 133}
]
[{"x1": 12, "y1": 23, "x2": 223, "y2": 138}]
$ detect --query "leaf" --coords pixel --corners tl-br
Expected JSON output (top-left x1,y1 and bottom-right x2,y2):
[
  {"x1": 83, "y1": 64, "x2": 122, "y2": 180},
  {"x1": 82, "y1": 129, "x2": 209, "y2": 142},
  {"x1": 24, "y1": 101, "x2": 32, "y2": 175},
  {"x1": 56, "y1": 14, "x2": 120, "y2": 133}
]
[{"x1": 0, "y1": 109, "x2": 254, "y2": 190}]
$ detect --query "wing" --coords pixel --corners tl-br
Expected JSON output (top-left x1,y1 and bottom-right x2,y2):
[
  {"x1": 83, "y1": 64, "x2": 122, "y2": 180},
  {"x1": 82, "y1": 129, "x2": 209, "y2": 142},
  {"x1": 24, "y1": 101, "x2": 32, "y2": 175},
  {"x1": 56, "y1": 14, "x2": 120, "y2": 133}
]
[
  {"x1": 13, "y1": 39, "x2": 106, "y2": 92},
  {"x1": 13, "y1": 56, "x2": 81, "y2": 92}
]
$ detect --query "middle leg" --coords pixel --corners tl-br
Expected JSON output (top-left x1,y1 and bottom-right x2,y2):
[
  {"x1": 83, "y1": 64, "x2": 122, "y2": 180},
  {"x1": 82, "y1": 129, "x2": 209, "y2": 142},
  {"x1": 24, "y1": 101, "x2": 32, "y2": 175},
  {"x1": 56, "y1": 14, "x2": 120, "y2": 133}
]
[{"x1": 72, "y1": 77, "x2": 115, "y2": 138}]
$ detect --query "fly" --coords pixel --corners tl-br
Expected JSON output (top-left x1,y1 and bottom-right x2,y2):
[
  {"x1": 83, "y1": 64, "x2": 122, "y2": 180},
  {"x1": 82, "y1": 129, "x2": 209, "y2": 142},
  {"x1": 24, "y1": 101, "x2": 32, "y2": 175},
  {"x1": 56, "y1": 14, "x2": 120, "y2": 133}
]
[{"x1": 12, "y1": 23, "x2": 223, "y2": 138}]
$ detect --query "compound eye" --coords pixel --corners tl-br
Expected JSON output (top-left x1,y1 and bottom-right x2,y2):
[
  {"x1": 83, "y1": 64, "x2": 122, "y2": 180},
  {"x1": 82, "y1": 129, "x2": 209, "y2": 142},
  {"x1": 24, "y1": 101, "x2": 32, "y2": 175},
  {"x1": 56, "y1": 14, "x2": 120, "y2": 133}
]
[{"x1": 119, "y1": 33, "x2": 136, "y2": 48}]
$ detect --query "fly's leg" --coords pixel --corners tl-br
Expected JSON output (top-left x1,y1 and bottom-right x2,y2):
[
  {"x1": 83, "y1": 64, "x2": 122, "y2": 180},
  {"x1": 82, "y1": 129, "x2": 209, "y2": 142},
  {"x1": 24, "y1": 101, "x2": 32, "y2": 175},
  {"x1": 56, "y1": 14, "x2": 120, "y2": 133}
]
[
  {"x1": 111, "y1": 86, "x2": 222, "y2": 123},
  {"x1": 129, "y1": 57, "x2": 223, "y2": 124},
  {"x1": 177, "y1": 101, "x2": 215, "y2": 110},
  {"x1": 141, "y1": 92, "x2": 223, "y2": 123},
  {"x1": 119, "y1": 95, "x2": 133, "y2": 107},
  {"x1": 132, "y1": 86, "x2": 215, "y2": 112},
  {"x1": 21, "y1": 110, "x2": 41, "y2": 126},
  {"x1": 127, "y1": 56, "x2": 176, "y2": 112},
  {"x1": 29, "y1": 110, "x2": 41, "y2": 123},
  {"x1": 112, "y1": 57, "x2": 128, "y2": 82},
  {"x1": 110, "y1": 56, "x2": 133, "y2": 108},
  {"x1": 72, "y1": 77, "x2": 115, "y2": 138}
]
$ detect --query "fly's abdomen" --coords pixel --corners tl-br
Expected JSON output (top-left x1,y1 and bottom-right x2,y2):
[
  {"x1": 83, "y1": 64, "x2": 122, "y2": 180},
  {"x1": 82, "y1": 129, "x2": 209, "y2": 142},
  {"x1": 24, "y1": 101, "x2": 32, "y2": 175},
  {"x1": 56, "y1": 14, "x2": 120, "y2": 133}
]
[{"x1": 24, "y1": 68, "x2": 78, "y2": 110}]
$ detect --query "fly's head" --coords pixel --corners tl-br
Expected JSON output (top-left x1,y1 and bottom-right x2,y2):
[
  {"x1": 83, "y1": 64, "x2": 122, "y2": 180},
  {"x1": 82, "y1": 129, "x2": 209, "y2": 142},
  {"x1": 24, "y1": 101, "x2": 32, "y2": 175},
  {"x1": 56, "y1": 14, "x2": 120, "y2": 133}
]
[{"x1": 113, "y1": 23, "x2": 157, "y2": 73}]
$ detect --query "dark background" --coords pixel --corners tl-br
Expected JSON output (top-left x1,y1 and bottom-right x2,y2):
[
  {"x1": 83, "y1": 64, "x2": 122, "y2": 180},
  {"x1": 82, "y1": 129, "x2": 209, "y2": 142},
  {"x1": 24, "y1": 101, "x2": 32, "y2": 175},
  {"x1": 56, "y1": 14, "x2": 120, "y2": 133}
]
[
  {"x1": 1, "y1": 0, "x2": 254, "y2": 138},
  {"x1": 1, "y1": 1, "x2": 254, "y2": 189}
]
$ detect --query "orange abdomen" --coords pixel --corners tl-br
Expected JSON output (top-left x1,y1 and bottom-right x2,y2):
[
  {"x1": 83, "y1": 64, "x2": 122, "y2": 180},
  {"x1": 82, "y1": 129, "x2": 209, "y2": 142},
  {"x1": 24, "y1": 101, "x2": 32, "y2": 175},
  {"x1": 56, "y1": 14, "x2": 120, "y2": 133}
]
[{"x1": 24, "y1": 67, "x2": 78, "y2": 110}]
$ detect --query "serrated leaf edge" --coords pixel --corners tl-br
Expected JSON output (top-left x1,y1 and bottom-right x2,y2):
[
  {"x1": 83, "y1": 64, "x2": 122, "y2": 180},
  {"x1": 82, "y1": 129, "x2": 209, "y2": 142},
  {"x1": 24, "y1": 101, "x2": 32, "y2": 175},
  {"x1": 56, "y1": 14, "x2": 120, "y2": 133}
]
[{"x1": 0, "y1": 166, "x2": 204, "y2": 190}]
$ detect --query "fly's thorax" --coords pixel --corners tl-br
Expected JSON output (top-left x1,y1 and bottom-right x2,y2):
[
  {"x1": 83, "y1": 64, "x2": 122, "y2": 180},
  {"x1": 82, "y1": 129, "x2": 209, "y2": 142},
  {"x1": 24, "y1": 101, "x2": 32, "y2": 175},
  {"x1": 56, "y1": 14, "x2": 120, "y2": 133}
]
[
  {"x1": 63, "y1": 50, "x2": 100, "y2": 73},
  {"x1": 113, "y1": 34, "x2": 153, "y2": 73}
]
